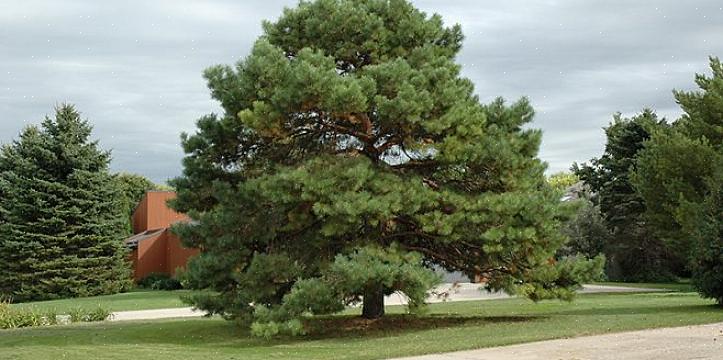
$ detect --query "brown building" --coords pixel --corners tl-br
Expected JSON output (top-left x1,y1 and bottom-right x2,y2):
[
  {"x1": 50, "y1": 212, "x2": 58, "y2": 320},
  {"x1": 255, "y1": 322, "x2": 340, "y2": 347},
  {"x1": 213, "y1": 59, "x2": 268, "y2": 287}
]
[{"x1": 124, "y1": 191, "x2": 199, "y2": 281}]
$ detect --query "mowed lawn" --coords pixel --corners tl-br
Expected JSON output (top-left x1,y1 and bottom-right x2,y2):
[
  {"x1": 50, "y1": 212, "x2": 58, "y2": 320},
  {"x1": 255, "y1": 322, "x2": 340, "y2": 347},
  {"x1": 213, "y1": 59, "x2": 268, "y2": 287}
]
[
  {"x1": 9, "y1": 290, "x2": 190, "y2": 314},
  {"x1": 1, "y1": 291, "x2": 721, "y2": 360}
]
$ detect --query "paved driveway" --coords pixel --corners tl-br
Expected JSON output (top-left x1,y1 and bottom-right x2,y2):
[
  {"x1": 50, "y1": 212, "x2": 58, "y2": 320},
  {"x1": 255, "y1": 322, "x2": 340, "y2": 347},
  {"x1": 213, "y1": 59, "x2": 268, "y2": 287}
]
[{"x1": 390, "y1": 322, "x2": 723, "y2": 360}]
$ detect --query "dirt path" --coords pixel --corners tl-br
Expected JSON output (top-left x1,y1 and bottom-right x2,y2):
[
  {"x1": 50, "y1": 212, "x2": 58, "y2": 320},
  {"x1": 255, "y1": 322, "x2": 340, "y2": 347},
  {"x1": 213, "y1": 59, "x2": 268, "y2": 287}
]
[
  {"x1": 109, "y1": 283, "x2": 660, "y2": 322},
  {"x1": 391, "y1": 322, "x2": 723, "y2": 360}
]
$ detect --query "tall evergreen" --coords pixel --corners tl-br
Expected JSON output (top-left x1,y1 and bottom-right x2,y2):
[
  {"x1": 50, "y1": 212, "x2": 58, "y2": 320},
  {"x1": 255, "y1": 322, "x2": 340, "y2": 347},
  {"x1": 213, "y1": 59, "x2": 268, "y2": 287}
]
[
  {"x1": 633, "y1": 57, "x2": 723, "y2": 304},
  {"x1": 574, "y1": 110, "x2": 675, "y2": 281},
  {"x1": 0, "y1": 105, "x2": 131, "y2": 301},
  {"x1": 172, "y1": 0, "x2": 603, "y2": 336}
]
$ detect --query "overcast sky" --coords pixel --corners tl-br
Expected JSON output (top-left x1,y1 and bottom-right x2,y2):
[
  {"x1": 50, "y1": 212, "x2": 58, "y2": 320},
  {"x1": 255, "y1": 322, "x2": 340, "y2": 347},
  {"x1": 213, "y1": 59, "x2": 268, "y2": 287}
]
[{"x1": 1, "y1": 1, "x2": 722, "y2": 183}]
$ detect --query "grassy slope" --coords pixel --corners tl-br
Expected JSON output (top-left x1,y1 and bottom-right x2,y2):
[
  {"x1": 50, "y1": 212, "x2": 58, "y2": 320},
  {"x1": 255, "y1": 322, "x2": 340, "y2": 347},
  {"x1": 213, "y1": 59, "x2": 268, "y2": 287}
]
[
  {"x1": 1, "y1": 292, "x2": 721, "y2": 360},
  {"x1": 9, "y1": 290, "x2": 190, "y2": 314}
]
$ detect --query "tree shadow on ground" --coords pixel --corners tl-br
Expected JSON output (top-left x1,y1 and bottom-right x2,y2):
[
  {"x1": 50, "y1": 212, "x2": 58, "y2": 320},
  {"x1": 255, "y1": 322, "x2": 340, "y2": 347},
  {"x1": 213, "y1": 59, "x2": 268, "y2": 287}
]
[{"x1": 300, "y1": 314, "x2": 542, "y2": 340}]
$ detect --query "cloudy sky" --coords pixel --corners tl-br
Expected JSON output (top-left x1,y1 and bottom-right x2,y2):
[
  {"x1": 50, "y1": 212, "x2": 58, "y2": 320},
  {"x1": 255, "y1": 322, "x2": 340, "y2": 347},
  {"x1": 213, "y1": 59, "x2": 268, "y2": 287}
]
[{"x1": 2, "y1": 1, "x2": 722, "y2": 183}]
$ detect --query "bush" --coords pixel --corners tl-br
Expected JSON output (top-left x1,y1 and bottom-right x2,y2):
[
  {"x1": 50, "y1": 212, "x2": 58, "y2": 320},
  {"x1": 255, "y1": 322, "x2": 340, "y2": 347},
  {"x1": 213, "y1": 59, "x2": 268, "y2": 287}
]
[
  {"x1": 68, "y1": 305, "x2": 112, "y2": 322},
  {"x1": 138, "y1": 273, "x2": 182, "y2": 290},
  {"x1": 1, "y1": 297, "x2": 109, "y2": 329},
  {"x1": 0, "y1": 299, "x2": 59, "y2": 329}
]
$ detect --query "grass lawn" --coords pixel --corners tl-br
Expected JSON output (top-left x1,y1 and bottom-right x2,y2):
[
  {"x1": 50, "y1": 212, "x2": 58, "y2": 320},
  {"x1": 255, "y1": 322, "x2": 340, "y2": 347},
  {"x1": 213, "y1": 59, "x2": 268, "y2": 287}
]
[
  {"x1": 9, "y1": 290, "x2": 190, "y2": 314},
  {"x1": 1, "y1": 291, "x2": 721, "y2": 360},
  {"x1": 593, "y1": 280, "x2": 695, "y2": 292}
]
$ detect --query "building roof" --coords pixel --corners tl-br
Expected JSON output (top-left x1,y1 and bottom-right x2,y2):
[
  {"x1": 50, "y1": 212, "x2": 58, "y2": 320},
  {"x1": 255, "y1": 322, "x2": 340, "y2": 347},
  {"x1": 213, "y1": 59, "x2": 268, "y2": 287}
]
[{"x1": 124, "y1": 228, "x2": 165, "y2": 249}]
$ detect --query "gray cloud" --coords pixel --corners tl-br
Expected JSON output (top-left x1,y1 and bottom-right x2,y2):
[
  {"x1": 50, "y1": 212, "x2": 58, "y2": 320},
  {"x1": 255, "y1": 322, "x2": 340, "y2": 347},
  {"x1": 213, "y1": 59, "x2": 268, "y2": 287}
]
[{"x1": 1, "y1": 0, "x2": 722, "y2": 182}]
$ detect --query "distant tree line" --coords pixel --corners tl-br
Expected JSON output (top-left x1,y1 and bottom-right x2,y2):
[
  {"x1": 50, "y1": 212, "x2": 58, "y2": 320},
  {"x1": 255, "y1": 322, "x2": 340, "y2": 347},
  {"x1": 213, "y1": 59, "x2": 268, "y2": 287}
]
[{"x1": 564, "y1": 57, "x2": 722, "y2": 304}]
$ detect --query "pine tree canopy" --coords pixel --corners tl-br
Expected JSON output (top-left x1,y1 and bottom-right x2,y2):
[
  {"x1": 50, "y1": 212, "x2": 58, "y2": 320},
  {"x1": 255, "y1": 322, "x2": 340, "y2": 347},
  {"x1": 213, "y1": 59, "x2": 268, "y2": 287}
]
[
  {"x1": 171, "y1": 0, "x2": 603, "y2": 335},
  {"x1": 0, "y1": 104, "x2": 131, "y2": 301}
]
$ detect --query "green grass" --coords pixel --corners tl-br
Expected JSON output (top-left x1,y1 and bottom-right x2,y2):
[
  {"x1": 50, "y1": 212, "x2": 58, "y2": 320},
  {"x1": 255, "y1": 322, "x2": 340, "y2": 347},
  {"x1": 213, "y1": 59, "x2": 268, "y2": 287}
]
[
  {"x1": 9, "y1": 290, "x2": 189, "y2": 314},
  {"x1": 593, "y1": 280, "x2": 695, "y2": 292},
  {"x1": 1, "y1": 292, "x2": 721, "y2": 360}
]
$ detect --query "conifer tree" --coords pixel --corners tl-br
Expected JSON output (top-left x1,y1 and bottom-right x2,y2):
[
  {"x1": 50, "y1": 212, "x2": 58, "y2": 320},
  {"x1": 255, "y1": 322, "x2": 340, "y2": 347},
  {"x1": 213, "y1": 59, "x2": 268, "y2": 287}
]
[
  {"x1": 0, "y1": 105, "x2": 131, "y2": 301},
  {"x1": 172, "y1": 0, "x2": 602, "y2": 335},
  {"x1": 574, "y1": 110, "x2": 675, "y2": 281},
  {"x1": 633, "y1": 57, "x2": 723, "y2": 304}
]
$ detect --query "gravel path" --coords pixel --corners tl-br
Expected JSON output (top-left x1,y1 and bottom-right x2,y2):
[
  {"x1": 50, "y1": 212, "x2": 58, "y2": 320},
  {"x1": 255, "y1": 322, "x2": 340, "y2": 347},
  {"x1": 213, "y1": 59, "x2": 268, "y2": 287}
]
[
  {"x1": 390, "y1": 322, "x2": 723, "y2": 360},
  {"x1": 110, "y1": 283, "x2": 660, "y2": 322}
]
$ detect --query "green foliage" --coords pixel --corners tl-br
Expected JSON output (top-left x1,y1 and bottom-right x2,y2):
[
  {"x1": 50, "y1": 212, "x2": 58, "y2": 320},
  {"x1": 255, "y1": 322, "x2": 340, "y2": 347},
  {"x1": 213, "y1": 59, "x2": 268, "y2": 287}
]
[
  {"x1": 687, "y1": 173, "x2": 723, "y2": 305},
  {"x1": 558, "y1": 199, "x2": 610, "y2": 259},
  {"x1": 250, "y1": 245, "x2": 441, "y2": 337},
  {"x1": 487, "y1": 254, "x2": 605, "y2": 302},
  {"x1": 574, "y1": 110, "x2": 675, "y2": 281},
  {"x1": 547, "y1": 172, "x2": 579, "y2": 192},
  {"x1": 632, "y1": 128, "x2": 718, "y2": 260},
  {"x1": 633, "y1": 57, "x2": 723, "y2": 304},
  {"x1": 0, "y1": 298, "x2": 61, "y2": 329},
  {"x1": 172, "y1": 0, "x2": 601, "y2": 333},
  {"x1": 0, "y1": 104, "x2": 132, "y2": 302},
  {"x1": 138, "y1": 273, "x2": 183, "y2": 291},
  {"x1": 674, "y1": 57, "x2": 723, "y2": 150},
  {"x1": 67, "y1": 305, "x2": 111, "y2": 323}
]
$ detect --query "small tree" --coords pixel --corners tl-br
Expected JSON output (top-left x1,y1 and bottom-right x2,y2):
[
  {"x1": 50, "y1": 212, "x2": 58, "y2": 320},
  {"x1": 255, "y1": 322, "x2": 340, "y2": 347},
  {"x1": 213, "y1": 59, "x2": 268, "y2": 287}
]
[
  {"x1": 0, "y1": 105, "x2": 131, "y2": 301},
  {"x1": 558, "y1": 199, "x2": 610, "y2": 260},
  {"x1": 172, "y1": 0, "x2": 602, "y2": 335}
]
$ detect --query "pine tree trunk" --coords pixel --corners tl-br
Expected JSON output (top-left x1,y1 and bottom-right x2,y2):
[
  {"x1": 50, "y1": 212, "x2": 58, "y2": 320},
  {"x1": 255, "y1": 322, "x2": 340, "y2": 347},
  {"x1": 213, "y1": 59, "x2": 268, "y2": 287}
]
[{"x1": 361, "y1": 287, "x2": 385, "y2": 319}]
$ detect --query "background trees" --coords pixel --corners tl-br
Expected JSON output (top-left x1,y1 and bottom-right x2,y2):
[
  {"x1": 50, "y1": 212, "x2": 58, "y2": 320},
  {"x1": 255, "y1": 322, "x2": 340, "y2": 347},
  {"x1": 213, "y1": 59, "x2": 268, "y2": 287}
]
[
  {"x1": 632, "y1": 57, "x2": 723, "y2": 304},
  {"x1": 171, "y1": 0, "x2": 602, "y2": 336},
  {"x1": 0, "y1": 105, "x2": 131, "y2": 301},
  {"x1": 574, "y1": 110, "x2": 674, "y2": 281}
]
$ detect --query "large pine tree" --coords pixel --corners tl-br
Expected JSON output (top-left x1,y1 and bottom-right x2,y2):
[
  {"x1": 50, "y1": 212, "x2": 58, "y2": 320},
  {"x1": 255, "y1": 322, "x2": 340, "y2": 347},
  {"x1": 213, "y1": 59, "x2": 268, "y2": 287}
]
[
  {"x1": 0, "y1": 105, "x2": 131, "y2": 301},
  {"x1": 172, "y1": 0, "x2": 602, "y2": 335}
]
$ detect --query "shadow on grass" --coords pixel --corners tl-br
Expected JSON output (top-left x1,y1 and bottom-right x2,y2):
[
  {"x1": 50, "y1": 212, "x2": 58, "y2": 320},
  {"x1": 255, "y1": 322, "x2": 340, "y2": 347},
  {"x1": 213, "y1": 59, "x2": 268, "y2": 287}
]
[
  {"x1": 0, "y1": 314, "x2": 543, "y2": 349},
  {"x1": 301, "y1": 314, "x2": 542, "y2": 340}
]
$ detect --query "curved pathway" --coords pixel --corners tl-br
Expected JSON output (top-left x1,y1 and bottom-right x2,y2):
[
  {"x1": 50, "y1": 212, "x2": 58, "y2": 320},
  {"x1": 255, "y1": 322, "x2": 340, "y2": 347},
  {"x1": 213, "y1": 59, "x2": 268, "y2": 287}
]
[{"x1": 391, "y1": 322, "x2": 723, "y2": 360}]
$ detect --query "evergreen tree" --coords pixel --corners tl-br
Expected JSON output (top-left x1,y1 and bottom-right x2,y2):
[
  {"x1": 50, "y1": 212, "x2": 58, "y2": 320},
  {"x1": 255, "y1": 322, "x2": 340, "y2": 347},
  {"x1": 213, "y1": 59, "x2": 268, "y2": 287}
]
[
  {"x1": 172, "y1": 0, "x2": 602, "y2": 335},
  {"x1": 574, "y1": 110, "x2": 675, "y2": 281},
  {"x1": 633, "y1": 57, "x2": 723, "y2": 304},
  {"x1": 0, "y1": 105, "x2": 131, "y2": 301}
]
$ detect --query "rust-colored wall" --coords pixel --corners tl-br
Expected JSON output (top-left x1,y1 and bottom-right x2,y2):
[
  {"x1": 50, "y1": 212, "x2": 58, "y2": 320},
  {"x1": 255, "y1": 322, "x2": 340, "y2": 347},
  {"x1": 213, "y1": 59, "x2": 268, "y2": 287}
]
[
  {"x1": 134, "y1": 231, "x2": 167, "y2": 280},
  {"x1": 130, "y1": 191, "x2": 197, "y2": 281},
  {"x1": 144, "y1": 192, "x2": 188, "y2": 232},
  {"x1": 132, "y1": 195, "x2": 149, "y2": 234},
  {"x1": 165, "y1": 233, "x2": 200, "y2": 275}
]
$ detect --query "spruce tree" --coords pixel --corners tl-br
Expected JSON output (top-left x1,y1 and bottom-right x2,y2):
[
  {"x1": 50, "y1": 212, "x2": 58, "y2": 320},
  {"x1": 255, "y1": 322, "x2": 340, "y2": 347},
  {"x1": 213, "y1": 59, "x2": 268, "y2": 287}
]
[
  {"x1": 172, "y1": 0, "x2": 602, "y2": 335},
  {"x1": 0, "y1": 105, "x2": 131, "y2": 301}
]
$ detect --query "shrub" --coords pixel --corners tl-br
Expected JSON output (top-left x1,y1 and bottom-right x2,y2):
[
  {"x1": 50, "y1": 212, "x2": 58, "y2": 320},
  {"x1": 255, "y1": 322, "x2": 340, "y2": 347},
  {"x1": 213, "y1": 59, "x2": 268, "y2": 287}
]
[
  {"x1": 85, "y1": 305, "x2": 113, "y2": 322},
  {"x1": 0, "y1": 300, "x2": 44, "y2": 329},
  {"x1": 1, "y1": 299, "x2": 109, "y2": 329},
  {"x1": 68, "y1": 305, "x2": 112, "y2": 322},
  {"x1": 138, "y1": 272, "x2": 182, "y2": 290}
]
